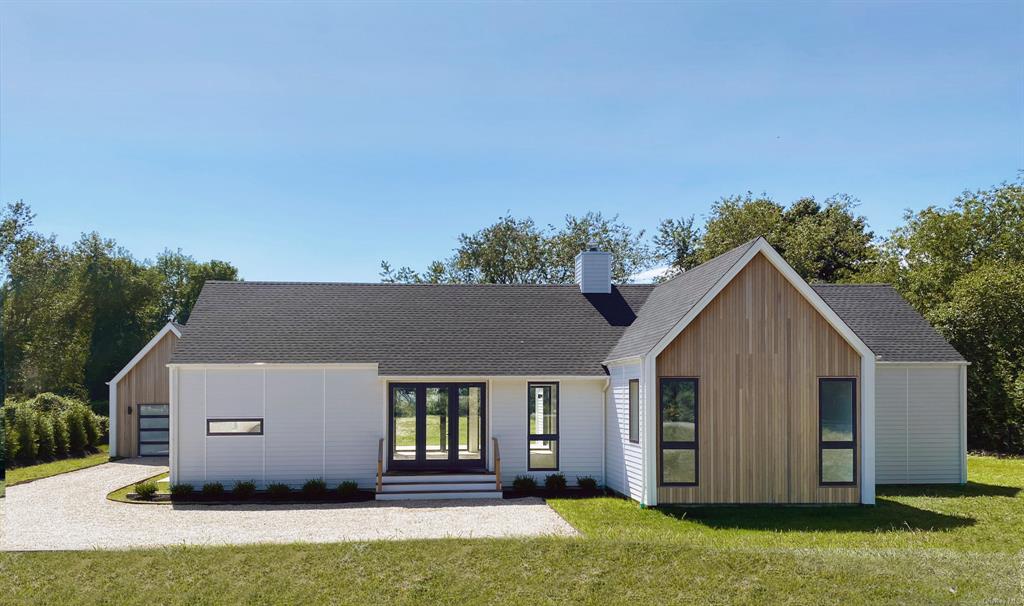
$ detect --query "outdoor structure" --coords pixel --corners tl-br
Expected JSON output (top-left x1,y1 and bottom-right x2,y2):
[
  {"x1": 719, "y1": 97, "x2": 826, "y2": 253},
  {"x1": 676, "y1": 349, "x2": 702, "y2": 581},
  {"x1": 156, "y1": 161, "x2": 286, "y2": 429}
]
[
  {"x1": 107, "y1": 321, "x2": 182, "y2": 458},
  {"x1": 163, "y1": 238, "x2": 967, "y2": 503}
]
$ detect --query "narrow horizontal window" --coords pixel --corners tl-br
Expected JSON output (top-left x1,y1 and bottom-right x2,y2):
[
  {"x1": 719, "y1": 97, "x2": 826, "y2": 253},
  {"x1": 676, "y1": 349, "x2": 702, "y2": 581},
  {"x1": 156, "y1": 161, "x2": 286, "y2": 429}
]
[
  {"x1": 628, "y1": 379, "x2": 639, "y2": 443},
  {"x1": 528, "y1": 382, "x2": 559, "y2": 470},
  {"x1": 660, "y1": 378, "x2": 698, "y2": 486},
  {"x1": 207, "y1": 419, "x2": 263, "y2": 436},
  {"x1": 819, "y1": 378, "x2": 856, "y2": 485}
]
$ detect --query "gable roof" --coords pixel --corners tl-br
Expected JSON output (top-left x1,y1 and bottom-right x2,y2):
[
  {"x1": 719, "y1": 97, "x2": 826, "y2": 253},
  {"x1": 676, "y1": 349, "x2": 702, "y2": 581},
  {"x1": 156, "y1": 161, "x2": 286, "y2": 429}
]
[
  {"x1": 812, "y1": 284, "x2": 965, "y2": 363},
  {"x1": 108, "y1": 321, "x2": 182, "y2": 385},
  {"x1": 606, "y1": 239, "x2": 759, "y2": 361},
  {"x1": 169, "y1": 282, "x2": 654, "y2": 375}
]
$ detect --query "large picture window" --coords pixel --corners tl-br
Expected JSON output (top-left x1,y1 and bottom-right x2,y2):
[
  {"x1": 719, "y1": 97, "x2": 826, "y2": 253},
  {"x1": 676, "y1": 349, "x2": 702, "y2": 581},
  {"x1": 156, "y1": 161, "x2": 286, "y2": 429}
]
[
  {"x1": 628, "y1": 379, "x2": 639, "y2": 443},
  {"x1": 659, "y1": 378, "x2": 698, "y2": 486},
  {"x1": 528, "y1": 382, "x2": 558, "y2": 470},
  {"x1": 819, "y1": 378, "x2": 856, "y2": 485}
]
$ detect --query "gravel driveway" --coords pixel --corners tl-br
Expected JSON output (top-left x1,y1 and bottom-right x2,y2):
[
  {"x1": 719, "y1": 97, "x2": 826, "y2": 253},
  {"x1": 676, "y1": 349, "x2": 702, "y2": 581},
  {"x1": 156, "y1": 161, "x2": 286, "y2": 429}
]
[{"x1": 1, "y1": 459, "x2": 577, "y2": 551}]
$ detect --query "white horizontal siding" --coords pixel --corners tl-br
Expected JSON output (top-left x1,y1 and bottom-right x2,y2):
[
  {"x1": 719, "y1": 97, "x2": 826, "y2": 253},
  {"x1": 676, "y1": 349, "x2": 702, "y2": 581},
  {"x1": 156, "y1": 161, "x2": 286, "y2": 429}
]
[
  {"x1": 175, "y1": 369, "x2": 206, "y2": 484},
  {"x1": 324, "y1": 368, "x2": 380, "y2": 487},
  {"x1": 605, "y1": 363, "x2": 643, "y2": 500},
  {"x1": 875, "y1": 365, "x2": 963, "y2": 484},
  {"x1": 490, "y1": 378, "x2": 605, "y2": 486}
]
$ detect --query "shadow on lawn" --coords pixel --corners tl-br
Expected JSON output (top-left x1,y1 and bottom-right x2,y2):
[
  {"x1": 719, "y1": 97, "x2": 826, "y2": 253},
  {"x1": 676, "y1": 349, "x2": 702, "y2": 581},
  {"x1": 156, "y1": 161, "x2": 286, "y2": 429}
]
[
  {"x1": 658, "y1": 499, "x2": 975, "y2": 533},
  {"x1": 878, "y1": 481, "x2": 1020, "y2": 499}
]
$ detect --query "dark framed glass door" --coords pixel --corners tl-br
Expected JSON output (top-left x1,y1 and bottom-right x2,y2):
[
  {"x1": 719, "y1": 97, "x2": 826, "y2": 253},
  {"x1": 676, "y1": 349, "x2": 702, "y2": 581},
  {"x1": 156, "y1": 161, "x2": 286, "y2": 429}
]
[{"x1": 388, "y1": 383, "x2": 486, "y2": 471}]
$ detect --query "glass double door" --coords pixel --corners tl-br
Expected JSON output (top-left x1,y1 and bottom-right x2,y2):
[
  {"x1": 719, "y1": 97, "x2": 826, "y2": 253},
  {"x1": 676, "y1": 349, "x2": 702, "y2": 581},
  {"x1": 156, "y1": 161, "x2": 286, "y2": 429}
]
[{"x1": 389, "y1": 383, "x2": 486, "y2": 471}]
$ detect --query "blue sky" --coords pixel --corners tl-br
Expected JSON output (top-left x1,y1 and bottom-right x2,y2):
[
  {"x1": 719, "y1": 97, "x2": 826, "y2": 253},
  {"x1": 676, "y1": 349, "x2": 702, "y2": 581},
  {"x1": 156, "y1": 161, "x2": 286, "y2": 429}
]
[{"x1": 1, "y1": 2, "x2": 1021, "y2": 282}]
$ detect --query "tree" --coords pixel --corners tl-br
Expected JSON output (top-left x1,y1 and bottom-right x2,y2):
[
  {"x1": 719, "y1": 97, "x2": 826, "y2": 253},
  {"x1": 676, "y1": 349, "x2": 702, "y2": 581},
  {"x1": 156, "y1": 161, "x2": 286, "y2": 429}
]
[
  {"x1": 153, "y1": 250, "x2": 239, "y2": 323},
  {"x1": 545, "y1": 212, "x2": 651, "y2": 284},
  {"x1": 699, "y1": 193, "x2": 874, "y2": 282},
  {"x1": 653, "y1": 216, "x2": 700, "y2": 278}
]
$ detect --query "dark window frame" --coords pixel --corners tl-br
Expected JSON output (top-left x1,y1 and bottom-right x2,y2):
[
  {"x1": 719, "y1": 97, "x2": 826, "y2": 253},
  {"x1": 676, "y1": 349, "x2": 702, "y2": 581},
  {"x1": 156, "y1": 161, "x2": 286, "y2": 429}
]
[
  {"x1": 527, "y1": 382, "x2": 560, "y2": 471},
  {"x1": 137, "y1": 402, "x2": 170, "y2": 457},
  {"x1": 659, "y1": 377, "x2": 699, "y2": 487},
  {"x1": 206, "y1": 418, "x2": 264, "y2": 436},
  {"x1": 628, "y1": 379, "x2": 639, "y2": 444},
  {"x1": 818, "y1": 377, "x2": 857, "y2": 486}
]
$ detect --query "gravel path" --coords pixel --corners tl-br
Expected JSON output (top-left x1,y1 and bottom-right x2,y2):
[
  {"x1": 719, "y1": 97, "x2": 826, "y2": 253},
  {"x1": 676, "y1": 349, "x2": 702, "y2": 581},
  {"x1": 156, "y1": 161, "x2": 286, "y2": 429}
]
[{"x1": 1, "y1": 459, "x2": 577, "y2": 551}]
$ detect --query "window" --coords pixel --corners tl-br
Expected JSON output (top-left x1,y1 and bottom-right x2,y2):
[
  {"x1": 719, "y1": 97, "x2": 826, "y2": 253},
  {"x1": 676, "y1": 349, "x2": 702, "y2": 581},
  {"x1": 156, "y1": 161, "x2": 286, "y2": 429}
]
[
  {"x1": 628, "y1": 379, "x2": 639, "y2": 443},
  {"x1": 207, "y1": 419, "x2": 264, "y2": 436},
  {"x1": 819, "y1": 378, "x2": 856, "y2": 485},
  {"x1": 528, "y1": 383, "x2": 558, "y2": 470},
  {"x1": 138, "y1": 403, "x2": 169, "y2": 457},
  {"x1": 659, "y1": 378, "x2": 697, "y2": 485}
]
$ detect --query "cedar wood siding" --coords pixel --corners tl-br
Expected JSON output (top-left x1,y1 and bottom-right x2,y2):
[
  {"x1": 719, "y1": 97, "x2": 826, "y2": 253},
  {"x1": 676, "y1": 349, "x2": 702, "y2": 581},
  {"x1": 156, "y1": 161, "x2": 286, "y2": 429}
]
[
  {"x1": 115, "y1": 330, "x2": 177, "y2": 457},
  {"x1": 655, "y1": 253, "x2": 861, "y2": 504}
]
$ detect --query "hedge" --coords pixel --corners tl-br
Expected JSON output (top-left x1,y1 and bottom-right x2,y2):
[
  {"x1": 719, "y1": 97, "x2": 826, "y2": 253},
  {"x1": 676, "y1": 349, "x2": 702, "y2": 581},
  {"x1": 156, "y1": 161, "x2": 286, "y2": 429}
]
[{"x1": 2, "y1": 393, "x2": 108, "y2": 467}]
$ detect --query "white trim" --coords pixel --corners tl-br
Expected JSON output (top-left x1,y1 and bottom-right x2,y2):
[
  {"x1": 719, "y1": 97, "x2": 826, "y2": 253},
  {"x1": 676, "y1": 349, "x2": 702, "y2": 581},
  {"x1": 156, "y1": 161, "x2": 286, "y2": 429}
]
[
  {"x1": 168, "y1": 362, "x2": 378, "y2": 371},
  {"x1": 379, "y1": 374, "x2": 606, "y2": 382},
  {"x1": 642, "y1": 353, "x2": 658, "y2": 506},
  {"x1": 601, "y1": 376, "x2": 610, "y2": 488},
  {"x1": 960, "y1": 364, "x2": 968, "y2": 484},
  {"x1": 876, "y1": 361, "x2": 969, "y2": 366},
  {"x1": 602, "y1": 356, "x2": 643, "y2": 368},
  {"x1": 322, "y1": 368, "x2": 327, "y2": 479},
  {"x1": 108, "y1": 382, "x2": 118, "y2": 458},
  {"x1": 108, "y1": 322, "x2": 181, "y2": 386},
  {"x1": 169, "y1": 366, "x2": 178, "y2": 484},
  {"x1": 643, "y1": 238, "x2": 878, "y2": 505},
  {"x1": 262, "y1": 368, "x2": 267, "y2": 486}
]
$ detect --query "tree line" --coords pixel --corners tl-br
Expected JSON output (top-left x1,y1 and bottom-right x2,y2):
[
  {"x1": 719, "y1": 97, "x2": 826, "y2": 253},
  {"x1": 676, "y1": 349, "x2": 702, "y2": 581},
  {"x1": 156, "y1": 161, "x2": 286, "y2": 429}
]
[
  {"x1": 0, "y1": 202, "x2": 239, "y2": 405},
  {"x1": 381, "y1": 181, "x2": 1023, "y2": 454}
]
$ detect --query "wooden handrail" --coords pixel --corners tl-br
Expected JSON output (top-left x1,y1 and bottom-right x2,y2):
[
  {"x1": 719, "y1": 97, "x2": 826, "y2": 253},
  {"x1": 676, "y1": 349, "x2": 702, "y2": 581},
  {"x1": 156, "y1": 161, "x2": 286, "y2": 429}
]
[
  {"x1": 492, "y1": 437, "x2": 502, "y2": 491},
  {"x1": 376, "y1": 437, "x2": 384, "y2": 493}
]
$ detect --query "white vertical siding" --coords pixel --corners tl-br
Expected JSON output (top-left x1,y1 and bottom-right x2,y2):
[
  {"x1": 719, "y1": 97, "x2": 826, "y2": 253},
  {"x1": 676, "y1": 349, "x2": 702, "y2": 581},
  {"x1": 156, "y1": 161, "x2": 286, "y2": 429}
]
[
  {"x1": 875, "y1": 365, "x2": 963, "y2": 484},
  {"x1": 605, "y1": 363, "x2": 644, "y2": 500},
  {"x1": 490, "y1": 377, "x2": 605, "y2": 486}
]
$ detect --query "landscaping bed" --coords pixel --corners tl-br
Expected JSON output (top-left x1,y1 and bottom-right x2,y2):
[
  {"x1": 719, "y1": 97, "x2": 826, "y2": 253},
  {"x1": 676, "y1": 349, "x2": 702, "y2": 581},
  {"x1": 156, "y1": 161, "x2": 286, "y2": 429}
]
[{"x1": 114, "y1": 476, "x2": 374, "y2": 505}]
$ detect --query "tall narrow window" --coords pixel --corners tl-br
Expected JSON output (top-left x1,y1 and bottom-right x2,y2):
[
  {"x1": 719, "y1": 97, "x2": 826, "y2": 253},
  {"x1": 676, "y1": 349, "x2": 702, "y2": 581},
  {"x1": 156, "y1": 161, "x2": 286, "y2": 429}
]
[
  {"x1": 528, "y1": 383, "x2": 558, "y2": 470},
  {"x1": 820, "y1": 378, "x2": 856, "y2": 485},
  {"x1": 628, "y1": 379, "x2": 639, "y2": 443},
  {"x1": 659, "y1": 378, "x2": 697, "y2": 485}
]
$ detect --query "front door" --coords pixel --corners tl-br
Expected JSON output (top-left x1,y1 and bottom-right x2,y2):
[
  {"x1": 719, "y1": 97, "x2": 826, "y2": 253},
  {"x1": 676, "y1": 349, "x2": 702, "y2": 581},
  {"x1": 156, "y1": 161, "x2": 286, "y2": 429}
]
[{"x1": 388, "y1": 383, "x2": 486, "y2": 471}]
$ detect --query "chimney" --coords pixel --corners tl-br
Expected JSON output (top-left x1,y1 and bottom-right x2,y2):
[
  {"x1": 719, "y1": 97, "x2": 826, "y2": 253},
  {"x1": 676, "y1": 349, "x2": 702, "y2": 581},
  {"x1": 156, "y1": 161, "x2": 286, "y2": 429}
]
[{"x1": 575, "y1": 242, "x2": 612, "y2": 294}]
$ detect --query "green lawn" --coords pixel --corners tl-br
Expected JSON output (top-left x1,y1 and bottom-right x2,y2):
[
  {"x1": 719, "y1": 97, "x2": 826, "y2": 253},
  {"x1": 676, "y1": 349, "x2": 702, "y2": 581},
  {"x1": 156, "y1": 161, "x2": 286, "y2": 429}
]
[
  {"x1": 5, "y1": 444, "x2": 110, "y2": 487},
  {"x1": 106, "y1": 471, "x2": 169, "y2": 503},
  {"x1": 0, "y1": 455, "x2": 1021, "y2": 605}
]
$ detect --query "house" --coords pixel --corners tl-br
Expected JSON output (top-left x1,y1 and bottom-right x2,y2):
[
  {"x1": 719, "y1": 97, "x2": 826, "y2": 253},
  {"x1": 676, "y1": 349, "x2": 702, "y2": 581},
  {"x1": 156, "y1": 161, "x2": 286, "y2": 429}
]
[
  {"x1": 107, "y1": 321, "x2": 182, "y2": 458},
  {"x1": 113, "y1": 237, "x2": 966, "y2": 504}
]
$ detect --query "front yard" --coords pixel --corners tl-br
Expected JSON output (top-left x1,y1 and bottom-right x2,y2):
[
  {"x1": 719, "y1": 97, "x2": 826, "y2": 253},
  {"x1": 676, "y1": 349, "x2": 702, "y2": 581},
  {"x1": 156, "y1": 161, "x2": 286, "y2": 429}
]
[
  {"x1": 1, "y1": 455, "x2": 1021, "y2": 605},
  {"x1": 5, "y1": 444, "x2": 110, "y2": 487}
]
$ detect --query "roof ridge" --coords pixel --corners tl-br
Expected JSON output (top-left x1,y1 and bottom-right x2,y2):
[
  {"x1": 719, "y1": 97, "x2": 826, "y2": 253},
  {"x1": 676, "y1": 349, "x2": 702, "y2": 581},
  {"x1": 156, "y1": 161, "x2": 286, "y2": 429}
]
[
  {"x1": 810, "y1": 283, "x2": 894, "y2": 287},
  {"x1": 204, "y1": 280, "x2": 657, "y2": 288}
]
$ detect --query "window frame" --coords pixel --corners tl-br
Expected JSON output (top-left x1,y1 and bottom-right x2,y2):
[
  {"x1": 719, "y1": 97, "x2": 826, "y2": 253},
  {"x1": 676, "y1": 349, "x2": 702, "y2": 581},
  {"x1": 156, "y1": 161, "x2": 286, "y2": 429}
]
[
  {"x1": 527, "y1": 381, "x2": 559, "y2": 471},
  {"x1": 206, "y1": 418, "x2": 264, "y2": 437},
  {"x1": 658, "y1": 377, "x2": 699, "y2": 487},
  {"x1": 818, "y1": 377, "x2": 857, "y2": 486},
  {"x1": 628, "y1": 378, "x2": 639, "y2": 444}
]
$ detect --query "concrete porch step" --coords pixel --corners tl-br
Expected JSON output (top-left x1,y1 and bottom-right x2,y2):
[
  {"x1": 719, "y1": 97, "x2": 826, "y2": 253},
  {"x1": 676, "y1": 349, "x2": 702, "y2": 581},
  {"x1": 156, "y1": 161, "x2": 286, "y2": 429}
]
[
  {"x1": 376, "y1": 489, "x2": 503, "y2": 501},
  {"x1": 381, "y1": 481, "x2": 497, "y2": 492},
  {"x1": 381, "y1": 473, "x2": 495, "y2": 484}
]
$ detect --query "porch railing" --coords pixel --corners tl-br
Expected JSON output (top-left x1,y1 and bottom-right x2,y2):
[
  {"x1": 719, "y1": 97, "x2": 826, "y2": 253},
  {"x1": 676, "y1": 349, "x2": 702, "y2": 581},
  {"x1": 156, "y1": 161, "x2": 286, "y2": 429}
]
[
  {"x1": 376, "y1": 437, "x2": 384, "y2": 493},
  {"x1": 493, "y1": 437, "x2": 502, "y2": 491}
]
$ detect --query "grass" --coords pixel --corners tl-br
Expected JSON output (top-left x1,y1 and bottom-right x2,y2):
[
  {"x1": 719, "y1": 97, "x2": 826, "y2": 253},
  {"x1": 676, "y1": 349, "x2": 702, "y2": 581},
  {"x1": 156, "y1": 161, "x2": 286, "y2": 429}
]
[
  {"x1": 106, "y1": 471, "x2": 169, "y2": 503},
  {"x1": 1, "y1": 455, "x2": 1021, "y2": 605},
  {"x1": 5, "y1": 444, "x2": 110, "y2": 487}
]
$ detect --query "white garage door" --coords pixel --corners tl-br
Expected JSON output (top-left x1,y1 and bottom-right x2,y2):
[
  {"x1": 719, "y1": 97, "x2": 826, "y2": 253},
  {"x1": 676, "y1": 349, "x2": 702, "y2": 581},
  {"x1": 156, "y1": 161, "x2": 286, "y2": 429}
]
[{"x1": 875, "y1": 365, "x2": 964, "y2": 484}]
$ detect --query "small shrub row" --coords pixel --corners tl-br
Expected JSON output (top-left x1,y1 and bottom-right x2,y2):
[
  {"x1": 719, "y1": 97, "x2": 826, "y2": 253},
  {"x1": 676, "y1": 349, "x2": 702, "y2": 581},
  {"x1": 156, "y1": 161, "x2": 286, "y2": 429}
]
[
  {"x1": 166, "y1": 479, "x2": 365, "y2": 501},
  {"x1": 2, "y1": 393, "x2": 106, "y2": 466},
  {"x1": 511, "y1": 473, "x2": 601, "y2": 493}
]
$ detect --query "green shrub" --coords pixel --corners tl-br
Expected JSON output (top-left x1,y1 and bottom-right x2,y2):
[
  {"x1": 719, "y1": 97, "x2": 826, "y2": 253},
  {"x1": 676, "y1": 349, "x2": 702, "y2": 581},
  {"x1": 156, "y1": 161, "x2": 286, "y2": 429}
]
[
  {"x1": 63, "y1": 407, "x2": 88, "y2": 454},
  {"x1": 576, "y1": 476, "x2": 599, "y2": 491},
  {"x1": 170, "y1": 484, "x2": 194, "y2": 499},
  {"x1": 267, "y1": 483, "x2": 291, "y2": 500},
  {"x1": 201, "y1": 482, "x2": 225, "y2": 498},
  {"x1": 13, "y1": 405, "x2": 39, "y2": 464},
  {"x1": 28, "y1": 393, "x2": 72, "y2": 414},
  {"x1": 134, "y1": 481, "x2": 158, "y2": 500},
  {"x1": 233, "y1": 480, "x2": 257, "y2": 499},
  {"x1": 3, "y1": 415, "x2": 18, "y2": 463},
  {"x1": 544, "y1": 473, "x2": 567, "y2": 491},
  {"x1": 512, "y1": 475, "x2": 537, "y2": 492},
  {"x1": 51, "y1": 413, "x2": 70, "y2": 457},
  {"x1": 337, "y1": 481, "x2": 359, "y2": 497},
  {"x1": 82, "y1": 408, "x2": 101, "y2": 449},
  {"x1": 34, "y1": 413, "x2": 56, "y2": 460},
  {"x1": 302, "y1": 478, "x2": 328, "y2": 499},
  {"x1": 96, "y1": 415, "x2": 110, "y2": 444}
]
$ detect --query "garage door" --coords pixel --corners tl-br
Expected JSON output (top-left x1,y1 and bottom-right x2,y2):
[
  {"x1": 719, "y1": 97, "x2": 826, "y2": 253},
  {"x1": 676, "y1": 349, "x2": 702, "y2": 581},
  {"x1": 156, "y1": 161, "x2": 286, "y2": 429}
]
[
  {"x1": 138, "y1": 403, "x2": 170, "y2": 456},
  {"x1": 875, "y1": 366, "x2": 963, "y2": 484}
]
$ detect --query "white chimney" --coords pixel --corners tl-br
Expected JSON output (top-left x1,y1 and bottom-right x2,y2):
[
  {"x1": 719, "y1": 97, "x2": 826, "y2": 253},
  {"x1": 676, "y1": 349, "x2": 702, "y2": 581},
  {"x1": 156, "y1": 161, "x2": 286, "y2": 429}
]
[{"x1": 575, "y1": 242, "x2": 612, "y2": 294}]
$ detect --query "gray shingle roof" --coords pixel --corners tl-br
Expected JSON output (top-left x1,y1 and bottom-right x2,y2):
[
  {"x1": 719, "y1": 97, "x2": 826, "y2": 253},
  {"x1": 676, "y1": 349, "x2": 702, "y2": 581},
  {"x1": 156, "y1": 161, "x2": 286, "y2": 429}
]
[
  {"x1": 606, "y1": 239, "x2": 758, "y2": 361},
  {"x1": 170, "y1": 282, "x2": 654, "y2": 375},
  {"x1": 172, "y1": 240, "x2": 962, "y2": 373},
  {"x1": 811, "y1": 284, "x2": 964, "y2": 363}
]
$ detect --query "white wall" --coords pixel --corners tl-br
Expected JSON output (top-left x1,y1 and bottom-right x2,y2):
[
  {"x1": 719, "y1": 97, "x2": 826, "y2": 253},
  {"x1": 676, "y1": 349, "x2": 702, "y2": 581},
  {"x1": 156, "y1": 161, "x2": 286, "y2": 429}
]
[
  {"x1": 875, "y1": 365, "x2": 965, "y2": 484},
  {"x1": 490, "y1": 377, "x2": 606, "y2": 486},
  {"x1": 173, "y1": 365, "x2": 381, "y2": 489},
  {"x1": 605, "y1": 363, "x2": 644, "y2": 500}
]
